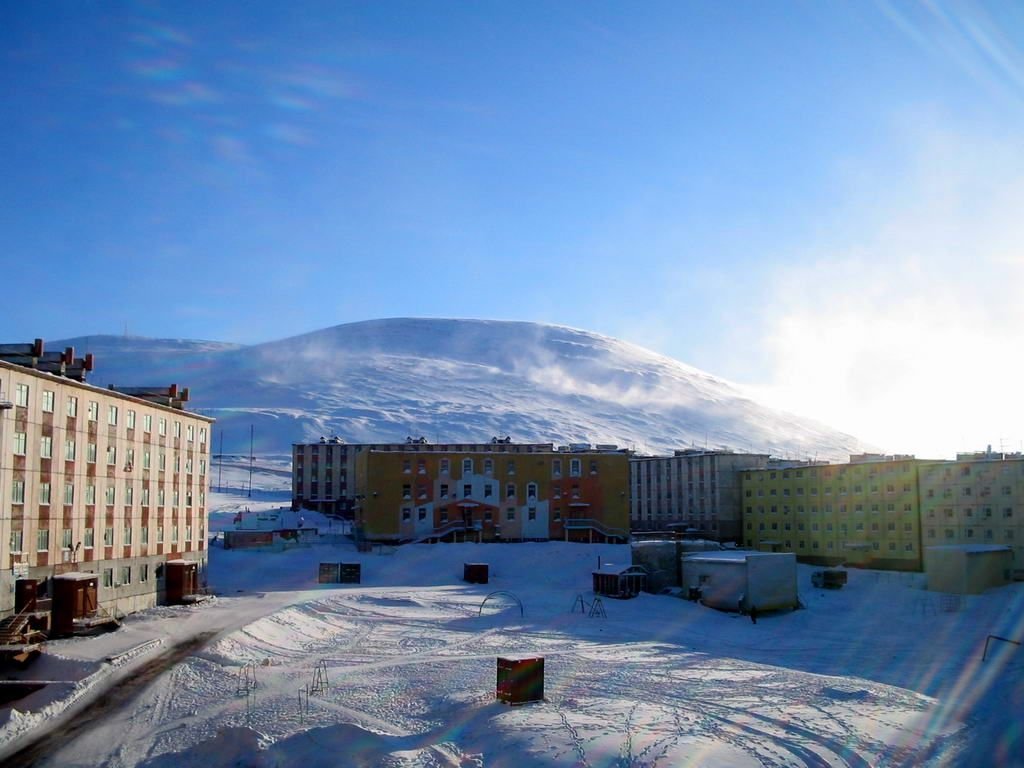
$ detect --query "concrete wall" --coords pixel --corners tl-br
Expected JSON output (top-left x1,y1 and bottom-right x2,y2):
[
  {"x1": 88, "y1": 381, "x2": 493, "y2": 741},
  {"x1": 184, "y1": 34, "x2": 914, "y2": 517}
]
[{"x1": 925, "y1": 546, "x2": 1013, "y2": 594}]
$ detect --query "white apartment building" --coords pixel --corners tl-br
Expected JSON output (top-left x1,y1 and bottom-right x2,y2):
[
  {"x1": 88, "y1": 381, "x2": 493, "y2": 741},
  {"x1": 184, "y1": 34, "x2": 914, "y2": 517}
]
[
  {"x1": 630, "y1": 450, "x2": 770, "y2": 540},
  {"x1": 1, "y1": 342, "x2": 214, "y2": 618}
]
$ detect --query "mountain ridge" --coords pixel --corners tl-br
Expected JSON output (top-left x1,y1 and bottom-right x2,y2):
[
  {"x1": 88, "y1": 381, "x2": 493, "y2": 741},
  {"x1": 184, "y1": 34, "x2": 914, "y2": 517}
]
[{"x1": 54, "y1": 318, "x2": 866, "y2": 460}]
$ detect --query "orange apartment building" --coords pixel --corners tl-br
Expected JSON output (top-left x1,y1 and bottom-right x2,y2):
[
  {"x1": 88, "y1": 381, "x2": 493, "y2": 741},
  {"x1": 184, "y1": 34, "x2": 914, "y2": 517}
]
[{"x1": 352, "y1": 443, "x2": 630, "y2": 544}]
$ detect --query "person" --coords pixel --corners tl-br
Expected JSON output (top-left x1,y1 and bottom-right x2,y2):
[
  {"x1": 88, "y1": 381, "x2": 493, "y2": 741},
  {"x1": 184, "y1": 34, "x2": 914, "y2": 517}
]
[{"x1": 749, "y1": 604, "x2": 758, "y2": 624}]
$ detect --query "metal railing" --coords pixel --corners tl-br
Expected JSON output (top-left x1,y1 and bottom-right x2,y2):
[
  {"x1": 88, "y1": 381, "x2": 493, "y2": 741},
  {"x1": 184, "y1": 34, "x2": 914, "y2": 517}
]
[{"x1": 563, "y1": 518, "x2": 630, "y2": 541}]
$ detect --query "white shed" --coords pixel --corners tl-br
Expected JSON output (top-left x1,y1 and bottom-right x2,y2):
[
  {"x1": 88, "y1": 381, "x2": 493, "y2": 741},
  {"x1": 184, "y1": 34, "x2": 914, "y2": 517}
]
[
  {"x1": 682, "y1": 551, "x2": 798, "y2": 613},
  {"x1": 924, "y1": 545, "x2": 1013, "y2": 595}
]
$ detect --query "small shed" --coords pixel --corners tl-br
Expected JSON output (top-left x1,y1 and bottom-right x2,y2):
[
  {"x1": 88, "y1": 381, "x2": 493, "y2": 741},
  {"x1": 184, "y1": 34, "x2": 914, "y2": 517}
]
[
  {"x1": 51, "y1": 572, "x2": 102, "y2": 636},
  {"x1": 464, "y1": 563, "x2": 489, "y2": 584},
  {"x1": 165, "y1": 560, "x2": 200, "y2": 604},
  {"x1": 682, "y1": 551, "x2": 798, "y2": 613},
  {"x1": 924, "y1": 545, "x2": 1013, "y2": 595},
  {"x1": 592, "y1": 564, "x2": 647, "y2": 599}
]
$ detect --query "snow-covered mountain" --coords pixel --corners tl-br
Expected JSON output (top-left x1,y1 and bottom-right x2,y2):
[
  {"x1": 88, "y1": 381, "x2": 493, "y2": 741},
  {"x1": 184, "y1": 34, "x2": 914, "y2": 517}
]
[{"x1": 59, "y1": 319, "x2": 865, "y2": 460}]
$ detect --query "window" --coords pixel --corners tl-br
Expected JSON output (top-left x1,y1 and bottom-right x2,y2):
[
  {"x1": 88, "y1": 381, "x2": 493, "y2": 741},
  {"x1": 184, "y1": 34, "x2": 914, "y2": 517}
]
[
  {"x1": 440, "y1": 510, "x2": 449, "y2": 523},
  {"x1": 143, "y1": 413, "x2": 152, "y2": 432},
  {"x1": 463, "y1": 483, "x2": 472, "y2": 497},
  {"x1": 506, "y1": 509, "x2": 515, "y2": 521},
  {"x1": 108, "y1": 405, "x2": 118, "y2": 426},
  {"x1": 62, "y1": 528, "x2": 73, "y2": 548},
  {"x1": 85, "y1": 484, "x2": 96, "y2": 505},
  {"x1": 570, "y1": 458, "x2": 581, "y2": 477},
  {"x1": 37, "y1": 529, "x2": 49, "y2": 551},
  {"x1": 11, "y1": 480, "x2": 25, "y2": 504},
  {"x1": 199, "y1": 427, "x2": 206, "y2": 444},
  {"x1": 15, "y1": 383, "x2": 29, "y2": 407},
  {"x1": 10, "y1": 530, "x2": 23, "y2": 552},
  {"x1": 12, "y1": 431, "x2": 26, "y2": 455},
  {"x1": 402, "y1": 509, "x2": 411, "y2": 521},
  {"x1": 142, "y1": 487, "x2": 150, "y2": 506},
  {"x1": 159, "y1": 452, "x2": 166, "y2": 470},
  {"x1": 528, "y1": 509, "x2": 537, "y2": 520},
  {"x1": 64, "y1": 483, "x2": 74, "y2": 504},
  {"x1": 174, "y1": 421, "x2": 181, "y2": 438},
  {"x1": 484, "y1": 484, "x2": 493, "y2": 498},
  {"x1": 402, "y1": 484, "x2": 411, "y2": 500},
  {"x1": 484, "y1": 458, "x2": 493, "y2": 474},
  {"x1": 553, "y1": 459, "x2": 562, "y2": 477},
  {"x1": 87, "y1": 442, "x2": 97, "y2": 463},
  {"x1": 172, "y1": 524, "x2": 179, "y2": 542},
  {"x1": 65, "y1": 439, "x2": 76, "y2": 461},
  {"x1": 187, "y1": 424, "x2": 194, "y2": 442},
  {"x1": 418, "y1": 508, "x2": 427, "y2": 521},
  {"x1": 106, "y1": 445, "x2": 117, "y2": 465},
  {"x1": 506, "y1": 483, "x2": 515, "y2": 499},
  {"x1": 103, "y1": 526, "x2": 114, "y2": 545},
  {"x1": 527, "y1": 482, "x2": 537, "y2": 500},
  {"x1": 143, "y1": 450, "x2": 151, "y2": 469},
  {"x1": 141, "y1": 525, "x2": 149, "y2": 544},
  {"x1": 157, "y1": 525, "x2": 164, "y2": 543},
  {"x1": 158, "y1": 418, "x2": 166, "y2": 436},
  {"x1": 158, "y1": 487, "x2": 165, "y2": 505},
  {"x1": 42, "y1": 390, "x2": 54, "y2": 412},
  {"x1": 440, "y1": 483, "x2": 449, "y2": 499},
  {"x1": 140, "y1": 563, "x2": 149, "y2": 583},
  {"x1": 402, "y1": 459, "x2": 411, "y2": 473},
  {"x1": 66, "y1": 395, "x2": 78, "y2": 417},
  {"x1": 199, "y1": 459, "x2": 206, "y2": 475},
  {"x1": 125, "y1": 485, "x2": 134, "y2": 505},
  {"x1": 127, "y1": 409, "x2": 136, "y2": 430},
  {"x1": 440, "y1": 458, "x2": 449, "y2": 474},
  {"x1": 39, "y1": 482, "x2": 51, "y2": 505},
  {"x1": 87, "y1": 401, "x2": 99, "y2": 421},
  {"x1": 103, "y1": 569, "x2": 113, "y2": 588},
  {"x1": 590, "y1": 460, "x2": 598, "y2": 475},
  {"x1": 105, "y1": 486, "x2": 115, "y2": 505},
  {"x1": 462, "y1": 458, "x2": 473, "y2": 474}
]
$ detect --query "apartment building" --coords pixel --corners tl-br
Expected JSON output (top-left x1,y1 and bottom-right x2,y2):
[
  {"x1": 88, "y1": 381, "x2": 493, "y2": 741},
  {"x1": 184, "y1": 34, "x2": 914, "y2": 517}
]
[
  {"x1": 630, "y1": 450, "x2": 770, "y2": 540},
  {"x1": 292, "y1": 437, "x2": 555, "y2": 516},
  {"x1": 741, "y1": 454, "x2": 926, "y2": 571},
  {"x1": 352, "y1": 443, "x2": 630, "y2": 544},
  {"x1": 0, "y1": 340, "x2": 213, "y2": 618},
  {"x1": 918, "y1": 450, "x2": 1024, "y2": 577}
]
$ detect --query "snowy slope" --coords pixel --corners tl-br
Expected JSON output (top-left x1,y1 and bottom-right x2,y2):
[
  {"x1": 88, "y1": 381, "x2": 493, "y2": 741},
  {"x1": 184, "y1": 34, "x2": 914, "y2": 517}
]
[{"x1": 60, "y1": 318, "x2": 865, "y2": 460}]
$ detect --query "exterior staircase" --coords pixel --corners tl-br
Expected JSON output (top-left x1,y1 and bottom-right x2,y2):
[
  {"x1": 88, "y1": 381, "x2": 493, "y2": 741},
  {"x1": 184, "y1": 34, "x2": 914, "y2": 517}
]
[{"x1": 563, "y1": 518, "x2": 630, "y2": 543}]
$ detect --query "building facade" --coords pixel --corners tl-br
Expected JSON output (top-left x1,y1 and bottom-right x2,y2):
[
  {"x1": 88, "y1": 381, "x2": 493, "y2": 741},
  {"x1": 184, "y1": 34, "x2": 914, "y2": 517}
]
[
  {"x1": 630, "y1": 450, "x2": 770, "y2": 540},
  {"x1": 1, "y1": 344, "x2": 213, "y2": 618},
  {"x1": 918, "y1": 451, "x2": 1024, "y2": 578},
  {"x1": 292, "y1": 437, "x2": 556, "y2": 516},
  {"x1": 741, "y1": 455, "x2": 925, "y2": 571},
  {"x1": 353, "y1": 444, "x2": 630, "y2": 544}
]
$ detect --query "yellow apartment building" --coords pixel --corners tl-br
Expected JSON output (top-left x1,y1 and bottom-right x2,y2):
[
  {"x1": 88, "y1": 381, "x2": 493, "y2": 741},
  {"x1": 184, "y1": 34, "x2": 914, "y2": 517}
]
[
  {"x1": 742, "y1": 455, "x2": 926, "y2": 571},
  {"x1": 918, "y1": 451, "x2": 1024, "y2": 579}
]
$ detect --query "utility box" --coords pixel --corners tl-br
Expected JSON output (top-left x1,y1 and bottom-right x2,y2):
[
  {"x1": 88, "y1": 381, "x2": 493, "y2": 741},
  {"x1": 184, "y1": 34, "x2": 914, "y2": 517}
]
[
  {"x1": 340, "y1": 563, "x2": 362, "y2": 584},
  {"x1": 464, "y1": 563, "x2": 489, "y2": 584},
  {"x1": 496, "y1": 657, "x2": 544, "y2": 705},
  {"x1": 319, "y1": 563, "x2": 341, "y2": 583}
]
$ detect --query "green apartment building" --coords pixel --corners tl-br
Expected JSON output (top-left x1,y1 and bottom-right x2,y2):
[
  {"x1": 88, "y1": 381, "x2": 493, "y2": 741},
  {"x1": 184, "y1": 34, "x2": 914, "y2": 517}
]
[{"x1": 742, "y1": 455, "x2": 926, "y2": 571}]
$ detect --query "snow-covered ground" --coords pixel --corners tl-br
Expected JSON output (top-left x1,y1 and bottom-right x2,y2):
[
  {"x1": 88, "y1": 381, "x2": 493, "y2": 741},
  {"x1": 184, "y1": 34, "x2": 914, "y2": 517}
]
[{"x1": 1, "y1": 491, "x2": 1022, "y2": 766}]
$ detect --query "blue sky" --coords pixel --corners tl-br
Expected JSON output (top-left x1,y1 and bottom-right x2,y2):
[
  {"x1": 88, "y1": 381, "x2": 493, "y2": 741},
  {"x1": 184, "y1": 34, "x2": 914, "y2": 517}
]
[{"x1": 3, "y1": 1, "x2": 1024, "y2": 457}]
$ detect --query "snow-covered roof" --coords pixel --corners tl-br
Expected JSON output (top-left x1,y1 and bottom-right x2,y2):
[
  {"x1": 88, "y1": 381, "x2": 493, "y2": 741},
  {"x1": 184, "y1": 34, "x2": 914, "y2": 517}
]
[
  {"x1": 53, "y1": 571, "x2": 97, "y2": 581},
  {"x1": 682, "y1": 551, "x2": 750, "y2": 563},
  {"x1": 593, "y1": 564, "x2": 645, "y2": 575}
]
